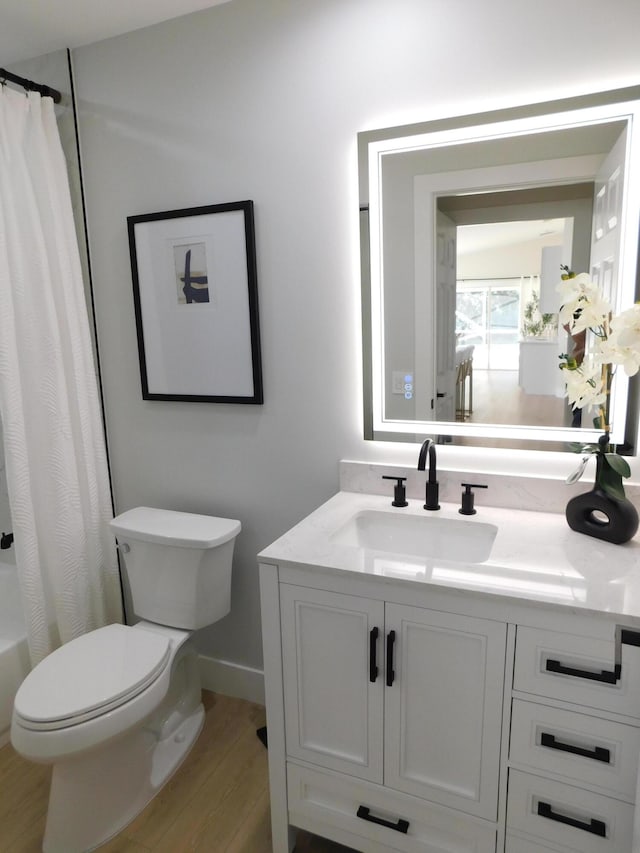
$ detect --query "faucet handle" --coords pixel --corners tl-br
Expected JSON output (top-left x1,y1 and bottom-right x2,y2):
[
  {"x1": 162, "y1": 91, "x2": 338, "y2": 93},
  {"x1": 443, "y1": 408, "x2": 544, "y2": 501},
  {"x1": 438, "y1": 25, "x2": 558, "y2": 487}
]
[
  {"x1": 459, "y1": 483, "x2": 487, "y2": 516},
  {"x1": 382, "y1": 476, "x2": 408, "y2": 508}
]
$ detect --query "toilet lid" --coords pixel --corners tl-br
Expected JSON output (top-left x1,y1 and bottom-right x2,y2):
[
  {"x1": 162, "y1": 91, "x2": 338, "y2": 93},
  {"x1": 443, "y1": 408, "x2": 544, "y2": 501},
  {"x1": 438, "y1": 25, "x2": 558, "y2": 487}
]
[
  {"x1": 14, "y1": 624, "x2": 171, "y2": 728},
  {"x1": 110, "y1": 506, "x2": 241, "y2": 548}
]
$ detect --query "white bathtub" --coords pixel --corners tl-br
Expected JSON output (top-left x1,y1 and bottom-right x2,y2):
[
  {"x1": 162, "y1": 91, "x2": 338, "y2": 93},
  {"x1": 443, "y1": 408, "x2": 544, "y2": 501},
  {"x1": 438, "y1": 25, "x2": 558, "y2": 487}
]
[{"x1": 0, "y1": 560, "x2": 30, "y2": 746}]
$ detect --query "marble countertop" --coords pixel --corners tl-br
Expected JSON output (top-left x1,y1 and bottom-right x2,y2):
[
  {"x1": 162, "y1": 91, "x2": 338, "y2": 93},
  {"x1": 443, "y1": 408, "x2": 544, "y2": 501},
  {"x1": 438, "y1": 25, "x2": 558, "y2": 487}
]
[{"x1": 258, "y1": 491, "x2": 640, "y2": 620}]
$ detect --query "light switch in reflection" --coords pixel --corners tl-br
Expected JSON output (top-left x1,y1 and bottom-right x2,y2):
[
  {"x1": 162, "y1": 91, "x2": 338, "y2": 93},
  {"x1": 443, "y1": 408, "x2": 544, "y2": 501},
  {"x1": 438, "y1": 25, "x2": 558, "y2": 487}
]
[{"x1": 392, "y1": 371, "x2": 413, "y2": 394}]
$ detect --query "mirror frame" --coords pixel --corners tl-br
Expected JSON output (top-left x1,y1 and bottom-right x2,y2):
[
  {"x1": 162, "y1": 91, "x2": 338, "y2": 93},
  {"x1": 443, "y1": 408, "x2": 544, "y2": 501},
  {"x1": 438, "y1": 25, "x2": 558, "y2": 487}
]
[{"x1": 359, "y1": 86, "x2": 640, "y2": 448}]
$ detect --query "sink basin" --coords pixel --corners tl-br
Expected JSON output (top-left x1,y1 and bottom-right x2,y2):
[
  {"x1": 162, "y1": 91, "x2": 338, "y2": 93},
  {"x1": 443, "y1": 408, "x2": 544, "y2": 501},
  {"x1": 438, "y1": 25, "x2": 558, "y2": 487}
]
[{"x1": 330, "y1": 510, "x2": 497, "y2": 563}]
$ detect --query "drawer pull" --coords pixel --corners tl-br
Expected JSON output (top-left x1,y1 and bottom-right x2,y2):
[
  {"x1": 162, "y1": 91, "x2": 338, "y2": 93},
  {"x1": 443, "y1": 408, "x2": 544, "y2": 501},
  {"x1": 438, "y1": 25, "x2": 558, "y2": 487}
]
[
  {"x1": 540, "y1": 732, "x2": 611, "y2": 763},
  {"x1": 369, "y1": 627, "x2": 379, "y2": 682},
  {"x1": 545, "y1": 657, "x2": 618, "y2": 684},
  {"x1": 356, "y1": 805, "x2": 409, "y2": 834},
  {"x1": 386, "y1": 630, "x2": 396, "y2": 686},
  {"x1": 537, "y1": 801, "x2": 606, "y2": 837}
]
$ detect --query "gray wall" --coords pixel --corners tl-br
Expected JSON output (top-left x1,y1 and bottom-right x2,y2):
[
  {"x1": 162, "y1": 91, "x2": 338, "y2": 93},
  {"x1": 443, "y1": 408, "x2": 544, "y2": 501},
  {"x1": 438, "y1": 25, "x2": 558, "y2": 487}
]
[{"x1": 72, "y1": 0, "x2": 640, "y2": 670}]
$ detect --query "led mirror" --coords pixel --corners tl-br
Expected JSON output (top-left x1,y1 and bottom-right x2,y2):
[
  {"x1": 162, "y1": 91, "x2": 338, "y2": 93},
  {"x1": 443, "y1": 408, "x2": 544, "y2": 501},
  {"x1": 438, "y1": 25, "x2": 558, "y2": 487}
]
[{"x1": 359, "y1": 87, "x2": 640, "y2": 449}]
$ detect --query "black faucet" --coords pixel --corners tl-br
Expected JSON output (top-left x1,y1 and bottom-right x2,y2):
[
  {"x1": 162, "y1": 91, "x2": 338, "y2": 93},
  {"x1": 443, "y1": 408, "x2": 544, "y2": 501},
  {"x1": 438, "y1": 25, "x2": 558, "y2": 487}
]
[{"x1": 417, "y1": 439, "x2": 440, "y2": 511}]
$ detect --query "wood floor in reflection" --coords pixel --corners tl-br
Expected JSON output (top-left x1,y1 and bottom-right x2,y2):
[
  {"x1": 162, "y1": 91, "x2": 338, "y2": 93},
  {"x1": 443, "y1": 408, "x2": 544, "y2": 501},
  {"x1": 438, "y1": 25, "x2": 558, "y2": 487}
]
[
  {"x1": 456, "y1": 368, "x2": 570, "y2": 452},
  {"x1": 0, "y1": 691, "x2": 356, "y2": 853}
]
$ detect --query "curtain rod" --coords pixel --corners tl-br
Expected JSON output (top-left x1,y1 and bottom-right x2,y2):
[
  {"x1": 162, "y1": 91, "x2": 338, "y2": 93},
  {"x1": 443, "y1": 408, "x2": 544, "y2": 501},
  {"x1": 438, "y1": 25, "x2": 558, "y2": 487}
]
[{"x1": 0, "y1": 67, "x2": 62, "y2": 104}]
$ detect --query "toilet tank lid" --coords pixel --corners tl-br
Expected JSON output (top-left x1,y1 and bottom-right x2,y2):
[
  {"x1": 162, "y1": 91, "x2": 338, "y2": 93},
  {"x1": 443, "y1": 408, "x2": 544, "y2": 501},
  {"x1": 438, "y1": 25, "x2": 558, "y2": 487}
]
[{"x1": 110, "y1": 507, "x2": 241, "y2": 548}]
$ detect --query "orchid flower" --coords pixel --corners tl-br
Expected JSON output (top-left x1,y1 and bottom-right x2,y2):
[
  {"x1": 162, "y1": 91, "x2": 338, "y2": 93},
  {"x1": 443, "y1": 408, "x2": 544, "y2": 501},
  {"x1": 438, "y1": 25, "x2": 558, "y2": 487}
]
[
  {"x1": 560, "y1": 357, "x2": 607, "y2": 411},
  {"x1": 599, "y1": 303, "x2": 640, "y2": 376}
]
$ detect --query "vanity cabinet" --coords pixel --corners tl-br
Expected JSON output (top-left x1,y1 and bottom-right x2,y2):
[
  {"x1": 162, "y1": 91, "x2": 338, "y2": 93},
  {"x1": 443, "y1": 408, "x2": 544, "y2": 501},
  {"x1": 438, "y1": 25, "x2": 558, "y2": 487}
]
[
  {"x1": 257, "y1": 490, "x2": 640, "y2": 852},
  {"x1": 260, "y1": 563, "x2": 640, "y2": 853},
  {"x1": 280, "y1": 585, "x2": 505, "y2": 818},
  {"x1": 262, "y1": 569, "x2": 507, "y2": 852}
]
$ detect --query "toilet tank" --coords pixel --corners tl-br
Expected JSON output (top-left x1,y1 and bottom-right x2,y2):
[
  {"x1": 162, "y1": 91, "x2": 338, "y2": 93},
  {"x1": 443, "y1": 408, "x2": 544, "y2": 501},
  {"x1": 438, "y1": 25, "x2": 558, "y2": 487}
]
[{"x1": 110, "y1": 507, "x2": 241, "y2": 630}]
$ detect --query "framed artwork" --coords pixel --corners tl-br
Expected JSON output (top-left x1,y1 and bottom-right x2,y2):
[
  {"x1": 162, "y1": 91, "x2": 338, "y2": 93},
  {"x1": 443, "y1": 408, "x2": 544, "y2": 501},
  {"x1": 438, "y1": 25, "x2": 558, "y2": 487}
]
[{"x1": 127, "y1": 200, "x2": 263, "y2": 403}]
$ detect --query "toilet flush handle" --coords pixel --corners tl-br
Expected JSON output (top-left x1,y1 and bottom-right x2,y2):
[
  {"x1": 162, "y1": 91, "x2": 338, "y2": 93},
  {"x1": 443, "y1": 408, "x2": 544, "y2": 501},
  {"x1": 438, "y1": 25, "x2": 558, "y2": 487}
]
[{"x1": 116, "y1": 542, "x2": 130, "y2": 554}]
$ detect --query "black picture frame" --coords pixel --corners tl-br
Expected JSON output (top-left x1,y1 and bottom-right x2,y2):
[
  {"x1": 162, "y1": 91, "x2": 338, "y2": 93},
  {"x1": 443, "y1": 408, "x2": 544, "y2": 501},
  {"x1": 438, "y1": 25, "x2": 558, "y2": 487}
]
[{"x1": 127, "y1": 200, "x2": 263, "y2": 403}]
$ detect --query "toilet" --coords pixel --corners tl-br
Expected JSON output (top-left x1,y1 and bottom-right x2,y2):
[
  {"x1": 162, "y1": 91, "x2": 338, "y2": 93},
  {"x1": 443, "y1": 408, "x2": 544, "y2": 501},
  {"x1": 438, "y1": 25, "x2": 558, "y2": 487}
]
[{"x1": 11, "y1": 506, "x2": 241, "y2": 853}]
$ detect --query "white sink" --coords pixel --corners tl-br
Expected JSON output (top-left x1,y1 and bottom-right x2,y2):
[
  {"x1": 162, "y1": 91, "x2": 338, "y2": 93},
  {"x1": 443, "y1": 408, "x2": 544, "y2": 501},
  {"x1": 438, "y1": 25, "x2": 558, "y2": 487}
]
[{"x1": 330, "y1": 510, "x2": 497, "y2": 563}]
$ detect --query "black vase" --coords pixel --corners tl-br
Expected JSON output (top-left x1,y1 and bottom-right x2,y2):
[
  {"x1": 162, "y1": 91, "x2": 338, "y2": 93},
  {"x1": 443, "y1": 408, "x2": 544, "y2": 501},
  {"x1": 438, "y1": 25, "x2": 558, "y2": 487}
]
[{"x1": 566, "y1": 486, "x2": 639, "y2": 544}]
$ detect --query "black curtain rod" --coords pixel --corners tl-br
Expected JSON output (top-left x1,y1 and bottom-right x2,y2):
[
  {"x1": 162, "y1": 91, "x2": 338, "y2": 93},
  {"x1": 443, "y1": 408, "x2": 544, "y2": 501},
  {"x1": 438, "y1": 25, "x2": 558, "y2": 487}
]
[{"x1": 0, "y1": 67, "x2": 61, "y2": 104}]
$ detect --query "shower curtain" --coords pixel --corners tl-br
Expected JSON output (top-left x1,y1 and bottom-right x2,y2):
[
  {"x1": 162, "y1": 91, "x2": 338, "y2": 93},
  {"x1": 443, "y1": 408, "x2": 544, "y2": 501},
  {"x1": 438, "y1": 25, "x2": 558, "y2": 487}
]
[{"x1": 0, "y1": 86, "x2": 123, "y2": 665}]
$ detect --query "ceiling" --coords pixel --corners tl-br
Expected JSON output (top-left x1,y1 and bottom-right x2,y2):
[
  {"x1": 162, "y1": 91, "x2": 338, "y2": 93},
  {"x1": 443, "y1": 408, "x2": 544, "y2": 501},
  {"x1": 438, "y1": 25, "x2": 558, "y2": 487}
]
[
  {"x1": 457, "y1": 219, "x2": 566, "y2": 256},
  {"x1": 0, "y1": 0, "x2": 233, "y2": 66}
]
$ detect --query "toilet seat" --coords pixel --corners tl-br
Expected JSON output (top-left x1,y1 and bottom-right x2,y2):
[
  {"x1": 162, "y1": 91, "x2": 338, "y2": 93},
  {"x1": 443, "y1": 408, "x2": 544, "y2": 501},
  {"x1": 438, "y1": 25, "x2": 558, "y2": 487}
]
[{"x1": 14, "y1": 624, "x2": 171, "y2": 731}]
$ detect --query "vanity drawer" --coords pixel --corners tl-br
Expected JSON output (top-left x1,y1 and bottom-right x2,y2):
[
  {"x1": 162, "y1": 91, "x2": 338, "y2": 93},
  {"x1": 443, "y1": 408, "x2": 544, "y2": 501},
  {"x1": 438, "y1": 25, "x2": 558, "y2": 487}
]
[
  {"x1": 287, "y1": 762, "x2": 496, "y2": 853},
  {"x1": 510, "y1": 699, "x2": 640, "y2": 800},
  {"x1": 506, "y1": 768, "x2": 634, "y2": 852},
  {"x1": 513, "y1": 627, "x2": 640, "y2": 718}
]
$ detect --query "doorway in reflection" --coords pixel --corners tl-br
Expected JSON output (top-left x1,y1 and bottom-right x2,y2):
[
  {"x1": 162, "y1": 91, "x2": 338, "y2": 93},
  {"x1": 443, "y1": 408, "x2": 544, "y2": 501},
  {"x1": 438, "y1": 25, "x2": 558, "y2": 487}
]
[{"x1": 449, "y1": 217, "x2": 573, "y2": 430}]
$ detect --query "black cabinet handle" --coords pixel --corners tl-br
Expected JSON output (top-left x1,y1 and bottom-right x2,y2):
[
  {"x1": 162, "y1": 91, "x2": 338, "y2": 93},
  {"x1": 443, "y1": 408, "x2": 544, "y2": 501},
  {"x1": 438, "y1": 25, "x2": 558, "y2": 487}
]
[
  {"x1": 540, "y1": 732, "x2": 611, "y2": 764},
  {"x1": 386, "y1": 630, "x2": 396, "y2": 686},
  {"x1": 545, "y1": 657, "x2": 618, "y2": 684},
  {"x1": 356, "y1": 805, "x2": 409, "y2": 834},
  {"x1": 537, "y1": 801, "x2": 606, "y2": 837},
  {"x1": 369, "y1": 627, "x2": 379, "y2": 683}
]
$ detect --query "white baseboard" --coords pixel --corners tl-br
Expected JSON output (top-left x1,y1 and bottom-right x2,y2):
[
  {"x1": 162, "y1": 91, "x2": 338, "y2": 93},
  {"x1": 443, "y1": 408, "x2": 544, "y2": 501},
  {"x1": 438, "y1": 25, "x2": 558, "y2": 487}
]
[{"x1": 198, "y1": 654, "x2": 265, "y2": 706}]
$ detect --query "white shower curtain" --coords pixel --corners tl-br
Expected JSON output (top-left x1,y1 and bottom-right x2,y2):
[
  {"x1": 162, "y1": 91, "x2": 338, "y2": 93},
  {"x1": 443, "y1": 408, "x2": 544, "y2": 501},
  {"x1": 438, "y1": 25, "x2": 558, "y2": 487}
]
[{"x1": 0, "y1": 86, "x2": 123, "y2": 665}]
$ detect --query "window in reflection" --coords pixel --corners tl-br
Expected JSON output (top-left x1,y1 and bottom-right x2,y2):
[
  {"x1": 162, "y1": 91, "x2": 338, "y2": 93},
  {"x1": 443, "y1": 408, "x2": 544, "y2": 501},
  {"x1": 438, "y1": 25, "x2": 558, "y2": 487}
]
[{"x1": 456, "y1": 280, "x2": 521, "y2": 370}]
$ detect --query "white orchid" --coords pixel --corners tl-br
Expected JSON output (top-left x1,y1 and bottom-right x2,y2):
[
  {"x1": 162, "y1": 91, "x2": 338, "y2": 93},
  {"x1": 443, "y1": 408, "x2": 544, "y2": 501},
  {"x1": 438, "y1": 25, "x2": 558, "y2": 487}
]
[
  {"x1": 561, "y1": 357, "x2": 607, "y2": 411},
  {"x1": 556, "y1": 271, "x2": 599, "y2": 302},
  {"x1": 557, "y1": 268, "x2": 635, "y2": 500},
  {"x1": 557, "y1": 273, "x2": 611, "y2": 335},
  {"x1": 599, "y1": 304, "x2": 640, "y2": 377},
  {"x1": 557, "y1": 271, "x2": 640, "y2": 425}
]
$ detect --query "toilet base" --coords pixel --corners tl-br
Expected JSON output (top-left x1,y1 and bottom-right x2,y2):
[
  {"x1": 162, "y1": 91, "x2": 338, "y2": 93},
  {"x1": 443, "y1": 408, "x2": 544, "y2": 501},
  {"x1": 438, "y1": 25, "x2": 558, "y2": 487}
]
[{"x1": 43, "y1": 702, "x2": 205, "y2": 853}]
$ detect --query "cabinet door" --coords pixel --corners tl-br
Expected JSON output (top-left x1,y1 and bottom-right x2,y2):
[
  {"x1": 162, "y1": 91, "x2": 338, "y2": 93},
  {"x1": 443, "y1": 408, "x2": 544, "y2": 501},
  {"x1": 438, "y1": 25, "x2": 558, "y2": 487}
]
[
  {"x1": 280, "y1": 584, "x2": 385, "y2": 782},
  {"x1": 384, "y1": 604, "x2": 506, "y2": 819}
]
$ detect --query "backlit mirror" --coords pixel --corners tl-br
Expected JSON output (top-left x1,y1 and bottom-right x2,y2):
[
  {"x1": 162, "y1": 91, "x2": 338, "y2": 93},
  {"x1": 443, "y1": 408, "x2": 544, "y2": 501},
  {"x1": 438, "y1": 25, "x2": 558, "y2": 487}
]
[{"x1": 359, "y1": 87, "x2": 640, "y2": 450}]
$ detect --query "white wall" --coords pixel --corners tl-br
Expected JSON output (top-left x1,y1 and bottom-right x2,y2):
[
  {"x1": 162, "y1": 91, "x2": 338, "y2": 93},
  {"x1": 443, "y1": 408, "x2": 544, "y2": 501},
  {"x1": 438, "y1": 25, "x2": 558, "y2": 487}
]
[
  {"x1": 72, "y1": 0, "x2": 640, "y2": 671},
  {"x1": 458, "y1": 236, "x2": 559, "y2": 279}
]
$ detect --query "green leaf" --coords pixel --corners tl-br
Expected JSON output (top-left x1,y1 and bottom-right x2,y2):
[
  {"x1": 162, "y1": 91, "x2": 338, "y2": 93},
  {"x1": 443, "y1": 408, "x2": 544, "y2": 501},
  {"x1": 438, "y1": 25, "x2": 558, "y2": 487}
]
[
  {"x1": 605, "y1": 453, "x2": 631, "y2": 478},
  {"x1": 597, "y1": 457, "x2": 627, "y2": 500}
]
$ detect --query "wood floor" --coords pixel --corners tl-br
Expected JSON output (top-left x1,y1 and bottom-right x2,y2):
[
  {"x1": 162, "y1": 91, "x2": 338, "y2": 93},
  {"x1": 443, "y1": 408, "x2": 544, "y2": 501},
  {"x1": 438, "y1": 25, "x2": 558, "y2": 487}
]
[{"x1": 0, "y1": 692, "x2": 356, "y2": 853}]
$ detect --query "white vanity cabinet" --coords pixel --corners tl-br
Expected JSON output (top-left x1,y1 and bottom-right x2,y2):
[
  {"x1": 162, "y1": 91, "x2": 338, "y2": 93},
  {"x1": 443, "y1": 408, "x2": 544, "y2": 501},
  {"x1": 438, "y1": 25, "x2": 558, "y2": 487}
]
[
  {"x1": 261, "y1": 564, "x2": 640, "y2": 853},
  {"x1": 280, "y1": 585, "x2": 505, "y2": 818},
  {"x1": 258, "y1": 492, "x2": 640, "y2": 853},
  {"x1": 262, "y1": 568, "x2": 505, "y2": 853}
]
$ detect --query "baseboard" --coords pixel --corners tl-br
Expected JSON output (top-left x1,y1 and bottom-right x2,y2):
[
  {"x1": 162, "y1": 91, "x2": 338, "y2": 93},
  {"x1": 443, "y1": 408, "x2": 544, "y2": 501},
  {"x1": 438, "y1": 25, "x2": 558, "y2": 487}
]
[{"x1": 198, "y1": 654, "x2": 265, "y2": 706}]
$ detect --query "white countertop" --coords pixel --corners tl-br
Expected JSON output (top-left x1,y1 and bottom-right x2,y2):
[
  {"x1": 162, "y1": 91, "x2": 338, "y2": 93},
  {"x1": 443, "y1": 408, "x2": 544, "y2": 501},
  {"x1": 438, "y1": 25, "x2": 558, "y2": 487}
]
[{"x1": 258, "y1": 491, "x2": 640, "y2": 620}]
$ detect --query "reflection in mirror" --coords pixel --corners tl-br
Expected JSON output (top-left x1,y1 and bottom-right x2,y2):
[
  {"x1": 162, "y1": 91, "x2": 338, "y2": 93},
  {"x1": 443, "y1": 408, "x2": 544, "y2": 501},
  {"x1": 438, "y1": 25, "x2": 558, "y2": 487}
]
[{"x1": 359, "y1": 88, "x2": 640, "y2": 451}]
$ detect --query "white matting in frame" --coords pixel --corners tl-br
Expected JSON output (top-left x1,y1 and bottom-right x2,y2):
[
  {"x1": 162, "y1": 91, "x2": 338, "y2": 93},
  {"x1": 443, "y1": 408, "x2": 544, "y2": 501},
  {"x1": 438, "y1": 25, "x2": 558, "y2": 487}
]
[{"x1": 127, "y1": 200, "x2": 263, "y2": 403}]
